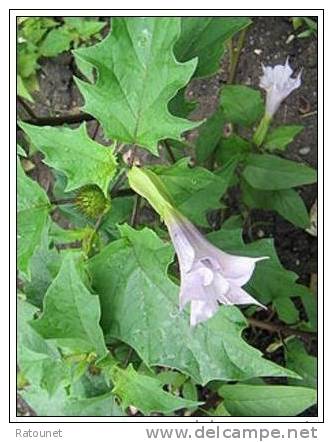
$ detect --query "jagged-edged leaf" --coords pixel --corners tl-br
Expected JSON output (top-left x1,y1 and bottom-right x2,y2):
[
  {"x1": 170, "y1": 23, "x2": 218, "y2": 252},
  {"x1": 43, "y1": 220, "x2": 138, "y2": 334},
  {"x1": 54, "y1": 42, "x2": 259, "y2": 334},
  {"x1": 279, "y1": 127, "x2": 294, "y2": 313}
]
[
  {"x1": 285, "y1": 339, "x2": 317, "y2": 388},
  {"x1": 175, "y1": 17, "x2": 251, "y2": 78},
  {"x1": 19, "y1": 122, "x2": 117, "y2": 196},
  {"x1": 112, "y1": 364, "x2": 202, "y2": 415},
  {"x1": 88, "y1": 225, "x2": 298, "y2": 385},
  {"x1": 18, "y1": 299, "x2": 70, "y2": 395},
  {"x1": 17, "y1": 157, "x2": 50, "y2": 279},
  {"x1": 241, "y1": 179, "x2": 310, "y2": 229},
  {"x1": 242, "y1": 154, "x2": 317, "y2": 190},
  {"x1": 31, "y1": 255, "x2": 107, "y2": 357},
  {"x1": 152, "y1": 158, "x2": 237, "y2": 226},
  {"x1": 219, "y1": 384, "x2": 316, "y2": 416},
  {"x1": 74, "y1": 18, "x2": 199, "y2": 154}
]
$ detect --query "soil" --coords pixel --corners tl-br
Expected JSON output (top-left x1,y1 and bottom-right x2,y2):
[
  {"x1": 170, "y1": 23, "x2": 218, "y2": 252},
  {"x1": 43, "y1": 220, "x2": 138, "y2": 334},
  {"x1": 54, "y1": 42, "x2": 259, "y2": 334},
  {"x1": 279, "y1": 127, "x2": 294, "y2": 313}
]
[{"x1": 17, "y1": 16, "x2": 318, "y2": 417}]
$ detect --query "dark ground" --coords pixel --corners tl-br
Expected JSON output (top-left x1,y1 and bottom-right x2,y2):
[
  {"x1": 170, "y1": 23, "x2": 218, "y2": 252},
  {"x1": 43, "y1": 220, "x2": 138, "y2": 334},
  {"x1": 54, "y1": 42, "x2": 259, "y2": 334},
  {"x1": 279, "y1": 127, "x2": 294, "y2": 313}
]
[{"x1": 17, "y1": 16, "x2": 318, "y2": 417}]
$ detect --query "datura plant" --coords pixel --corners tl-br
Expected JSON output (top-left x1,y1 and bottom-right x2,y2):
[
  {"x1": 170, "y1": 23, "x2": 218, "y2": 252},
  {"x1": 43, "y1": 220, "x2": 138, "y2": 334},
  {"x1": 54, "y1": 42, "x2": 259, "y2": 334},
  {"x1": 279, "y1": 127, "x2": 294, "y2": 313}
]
[{"x1": 17, "y1": 17, "x2": 317, "y2": 417}]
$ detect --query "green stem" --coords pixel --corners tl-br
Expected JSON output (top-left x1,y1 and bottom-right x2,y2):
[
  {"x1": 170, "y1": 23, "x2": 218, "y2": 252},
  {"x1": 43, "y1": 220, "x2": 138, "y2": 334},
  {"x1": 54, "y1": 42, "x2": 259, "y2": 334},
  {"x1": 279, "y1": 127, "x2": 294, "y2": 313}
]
[
  {"x1": 253, "y1": 113, "x2": 271, "y2": 147},
  {"x1": 228, "y1": 28, "x2": 248, "y2": 85}
]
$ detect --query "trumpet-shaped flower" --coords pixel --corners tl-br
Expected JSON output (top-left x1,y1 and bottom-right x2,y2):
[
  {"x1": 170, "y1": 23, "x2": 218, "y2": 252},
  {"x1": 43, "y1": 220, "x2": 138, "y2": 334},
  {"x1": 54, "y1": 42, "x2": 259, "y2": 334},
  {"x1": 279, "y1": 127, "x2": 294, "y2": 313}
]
[
  {"x1": 128, "y1": 166, "x2": 268, "y2": 327},
  {"x1": 260, "y1": 58, "x2": 302, "y2": 117},
  {"x1": 165, "y1": 210, "x2": 267, "y2": 326}
]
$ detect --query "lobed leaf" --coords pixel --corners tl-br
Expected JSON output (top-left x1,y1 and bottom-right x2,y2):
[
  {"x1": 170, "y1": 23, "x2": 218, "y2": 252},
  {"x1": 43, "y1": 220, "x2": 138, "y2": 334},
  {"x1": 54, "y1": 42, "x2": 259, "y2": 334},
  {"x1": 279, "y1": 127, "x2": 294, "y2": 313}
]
[
  {"x1": 74, "y1": 18, "x2": 200, "y2": 154},
  {"x1": 88, "y1": 224, "x2": 298, "y2": 385},
  {"x1": 19, "y1": 122, "x2": 117, "y2": 197},
  {"x1": 31, "y1": 255, "x2": 108, "y2": 357}
]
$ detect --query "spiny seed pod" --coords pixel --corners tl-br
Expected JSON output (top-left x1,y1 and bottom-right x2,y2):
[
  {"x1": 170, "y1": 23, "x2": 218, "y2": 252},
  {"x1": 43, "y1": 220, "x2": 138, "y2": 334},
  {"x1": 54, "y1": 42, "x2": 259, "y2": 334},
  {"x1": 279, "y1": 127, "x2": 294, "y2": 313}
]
[{"x1": 75, "y1": 185, "x2": 110, "y2": 219}]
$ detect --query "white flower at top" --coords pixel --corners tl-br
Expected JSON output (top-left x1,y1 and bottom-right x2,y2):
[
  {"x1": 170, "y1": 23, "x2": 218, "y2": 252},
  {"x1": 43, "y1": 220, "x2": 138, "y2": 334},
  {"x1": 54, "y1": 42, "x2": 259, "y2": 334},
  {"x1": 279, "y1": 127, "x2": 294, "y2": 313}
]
[{"x1": 260, "y1": 58, "x2": 302, "y2": 117}]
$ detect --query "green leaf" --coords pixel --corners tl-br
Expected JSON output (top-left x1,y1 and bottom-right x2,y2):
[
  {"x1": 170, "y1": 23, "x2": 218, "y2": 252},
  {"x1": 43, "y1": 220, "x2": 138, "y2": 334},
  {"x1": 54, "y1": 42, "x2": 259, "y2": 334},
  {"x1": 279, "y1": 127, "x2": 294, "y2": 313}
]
[
  {"x1": 100, "y1": 197, "x2": 134, "y2": 238},
  {"x1": 18, "y1": 299, "x2": 70, "y2": 395},
  {"x1": 88, "y1": 225, "x2": 298, "y2": 385},
  {"x1": 152, "y1": 158, "x2": 237, "y2": 226},
  {"x1": 242, "y1": 154, "x2": 317, "y2": 190},
  {"x1": 64, "y1": 17, "x2": 106, "y2": 40},
  {"x1": 175, "y1": 17, "x2": 251, "y2": 78},
  {"x1": 19, "y1": 122, "x2": 117, "y2": 196},
  {"x1": 216, "y1": 134, "x2": 251, "y2": 164},
  {"x1": 195, "y1": 108, "x2": 225, "y2": 163},
  {"x1": 23, "y1": 229, "x2": 62, "y2": 308},
  {"x1": 18, "y1": 157, "x2": 50, "y2": 278},
  {"x1": 74, "y1": 18, "x2": 199, "y2": 155},
  {"x1": 39, "y1": 27, "x2": 73, "y2": 57},
  {"x1": 220, "y1": 85, "x2": 264, "y2": 126},
  {"x1": 21, "y1": 385, "x2": 68, "y2": 416},
  {"x1": 31, "y1": 255, "x2": 108, "y2": 357},
  {"x1": 64, "y1": 392, "x2": 124, "y2": 416},
  {"x1": 182, "y1": 379, "x2": 198, "y2": 403},
  {"x1": 112, "y1": 364, "x2": 202, "y2": 415},
  {"x1": 17, "y1": 75, "x2": 34, "y2": 102},
  {"x1": 273, "y1": 298, "x2": 299, "y2": 324},
  {"x1": 207, "y1": 224, "x2": 312, "y2": 307},
  {"x1": 241, "y1": 180, "x2": 310, "y2": 229},
  {"x1": 285, "y1": 339, "x2": 317, "y2": 388},
  {"x1": 21, "y1": 385, "x2": 123, "y2": 416},
  {"x1": 219, "y1": 384, "x2": 316, "y2": 416},
  {"x1": 265, "y1": 125, "x2": 304, "y2": 151}
]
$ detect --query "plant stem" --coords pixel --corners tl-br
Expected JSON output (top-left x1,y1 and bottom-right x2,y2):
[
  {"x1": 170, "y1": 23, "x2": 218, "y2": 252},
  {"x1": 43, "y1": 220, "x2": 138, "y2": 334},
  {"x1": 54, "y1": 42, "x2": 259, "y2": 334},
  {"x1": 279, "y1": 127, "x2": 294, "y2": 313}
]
[
  {"x1": 248, "y1": 318, "x2": 316, "y2": 341},
  {"x1": 130, "y1": 195, "x2": 142, "y2": 227},
  {"x1": 50, "y1": 197, "x2": 76, "y2": 205},
  {"x1": 18, "y1": 112, "x2": 95, "y2": 127},
  {"x1": 162, "y1": 140, "x2": 176, "y2": 164},
  {"x1": 228, "y1": 28, "x2": 247, "y2": 85}
]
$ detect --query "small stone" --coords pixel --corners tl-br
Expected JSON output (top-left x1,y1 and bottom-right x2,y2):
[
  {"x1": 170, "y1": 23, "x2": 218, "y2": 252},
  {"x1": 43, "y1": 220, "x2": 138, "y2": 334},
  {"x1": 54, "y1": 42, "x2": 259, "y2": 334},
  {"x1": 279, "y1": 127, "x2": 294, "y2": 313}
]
[
  {"x1": 286, "y1": 34, "x2": 295, "y2": 44},
  {"x1": 296, "y1": 259, "x2": 300, "y2": 266},
  {"x1": 299, "y1": 147, "x2": 311, "y2": 155},
  {"x1": 257, "y1": 229, "x2": 265, "y2": 238},
  {"x1": 254, "y1": 49, "x2": 262, "y2": 55}
]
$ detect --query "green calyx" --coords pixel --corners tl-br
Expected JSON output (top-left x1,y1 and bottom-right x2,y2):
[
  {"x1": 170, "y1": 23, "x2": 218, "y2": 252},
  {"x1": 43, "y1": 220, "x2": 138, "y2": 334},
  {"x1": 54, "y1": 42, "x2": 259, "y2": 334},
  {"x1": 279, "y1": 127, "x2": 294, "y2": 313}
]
[
  {"x1": 253, "y1": 113, "x2": 272, "y2": 147},
  {"x1": 75, "y1": 185, "x2": 110, "y2": 219},
  {"x1": 127, "y1": 166, "x2": 175, "y2": 220}
]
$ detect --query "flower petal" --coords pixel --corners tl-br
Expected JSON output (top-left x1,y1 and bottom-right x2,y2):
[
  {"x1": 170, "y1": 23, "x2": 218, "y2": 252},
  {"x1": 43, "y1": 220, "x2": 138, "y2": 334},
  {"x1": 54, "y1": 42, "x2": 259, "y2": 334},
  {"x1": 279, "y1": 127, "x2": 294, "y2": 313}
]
[
  {"x1": 179, "y1": 265, "x2": 214, "y2": 309},
  {"x1": 217, "y1": 253, "x2": 268, "y2": 287},
  {"x1": 225, "y1": 284, "x2": 266, "y2": 309},
  {"x1": 190, "y1": 299, "x2": 219, "y2": 327},
  {"x1": 167, "y1": 221, "x2": 195, "y2": 273}
]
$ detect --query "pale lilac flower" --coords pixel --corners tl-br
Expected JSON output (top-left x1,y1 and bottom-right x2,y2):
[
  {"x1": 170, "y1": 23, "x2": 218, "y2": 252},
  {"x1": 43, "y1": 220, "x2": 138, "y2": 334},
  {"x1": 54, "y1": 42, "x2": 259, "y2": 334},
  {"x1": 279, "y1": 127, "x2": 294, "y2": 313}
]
[
  {"x1": 166, "y1": 210, "x2": 268, "y2": 326},
  {"x1": 260, "y1": 58, "x2": 302, "y2": 117}
]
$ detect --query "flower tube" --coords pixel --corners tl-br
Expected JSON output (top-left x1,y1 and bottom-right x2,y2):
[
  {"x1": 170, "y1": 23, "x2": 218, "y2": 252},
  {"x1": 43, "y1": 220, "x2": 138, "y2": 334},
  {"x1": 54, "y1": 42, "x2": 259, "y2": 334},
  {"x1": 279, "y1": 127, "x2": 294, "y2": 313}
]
[{"x1": 128, "y1": 166, "x2": 267, "y2": 326}]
